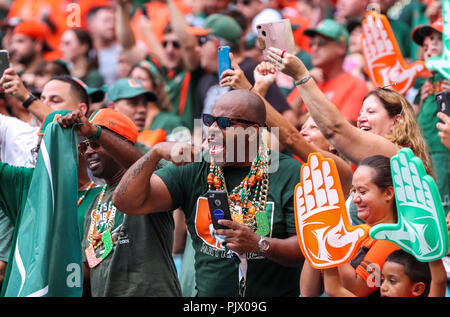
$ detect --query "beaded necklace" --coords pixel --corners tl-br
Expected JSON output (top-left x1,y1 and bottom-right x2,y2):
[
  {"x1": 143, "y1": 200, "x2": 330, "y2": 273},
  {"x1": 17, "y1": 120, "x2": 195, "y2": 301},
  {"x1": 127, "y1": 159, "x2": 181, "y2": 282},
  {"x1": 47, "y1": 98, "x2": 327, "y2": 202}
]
[
  {"x1": 87, "y1": 184, "x2": 117, "y2": 248},
  {"x1": 207, "y1": 145, "x2": 270, "y2": 234},
  {"x1": 77, "y1": 181, "x2": 95, "y2": 207}
]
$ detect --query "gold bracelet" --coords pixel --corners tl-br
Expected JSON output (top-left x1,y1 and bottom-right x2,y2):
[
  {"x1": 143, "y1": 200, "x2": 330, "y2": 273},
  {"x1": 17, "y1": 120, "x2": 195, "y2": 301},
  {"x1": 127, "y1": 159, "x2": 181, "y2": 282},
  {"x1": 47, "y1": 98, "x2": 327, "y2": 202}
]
[{"x1": 295, "y1": 74, "x2": 312, "y2": 86}]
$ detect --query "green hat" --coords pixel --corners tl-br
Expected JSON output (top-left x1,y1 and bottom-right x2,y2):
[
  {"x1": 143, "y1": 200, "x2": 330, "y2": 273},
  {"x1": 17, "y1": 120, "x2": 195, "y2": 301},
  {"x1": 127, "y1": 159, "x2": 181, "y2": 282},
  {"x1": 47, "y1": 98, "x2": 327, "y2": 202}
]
[
  {"x1": 107, "y1": 78, "x2": 157, "y2": 103},
  {"x1": 197, "y1": 14, "x2": 242, "y2": 44},
  {"x1": 304, "y1": 19, "x2": 349, "y2": 46},
  {"x1": 38, "y1": 110, "x2": 72, "y2": 136}
]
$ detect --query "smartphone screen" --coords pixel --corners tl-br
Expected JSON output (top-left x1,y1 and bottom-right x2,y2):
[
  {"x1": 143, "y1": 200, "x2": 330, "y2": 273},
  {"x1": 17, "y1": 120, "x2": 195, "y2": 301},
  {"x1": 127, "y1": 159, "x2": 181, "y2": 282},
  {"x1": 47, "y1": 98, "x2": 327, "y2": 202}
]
[
  {"x1": 218, "y1": 46, "x2": 231, "y2": 81},
  {"x1": 0, "y1": 50, "x2": 9, "y2": 79},
  {"x1": 207, "y1": 190, "x2": 232, "y2": 230}
]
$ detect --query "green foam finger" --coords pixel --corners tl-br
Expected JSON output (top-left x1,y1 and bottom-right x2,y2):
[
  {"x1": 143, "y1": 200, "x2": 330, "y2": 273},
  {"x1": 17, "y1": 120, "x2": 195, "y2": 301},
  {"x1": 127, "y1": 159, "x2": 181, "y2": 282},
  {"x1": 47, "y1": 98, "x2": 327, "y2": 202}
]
[{"x1": 369, "y1": 148, "x2": 449, "y2": 262}]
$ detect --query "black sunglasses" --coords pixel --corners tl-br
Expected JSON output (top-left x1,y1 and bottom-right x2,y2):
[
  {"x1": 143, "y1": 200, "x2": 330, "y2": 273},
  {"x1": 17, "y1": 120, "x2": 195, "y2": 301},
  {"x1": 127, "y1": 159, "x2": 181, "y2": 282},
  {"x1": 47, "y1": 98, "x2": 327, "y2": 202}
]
[
  {"x1": 78, "y1": 139, "x2": 101, "y2": 154},
  {"x1": 162, "y1": 40, "x2": 180, "y2": 49},
  {"x1": 202, "y1": 113, "x2": 260, "y2": 129},
  {"x1": 198, "y1": 35, "x2": 215, "y2": 46}
]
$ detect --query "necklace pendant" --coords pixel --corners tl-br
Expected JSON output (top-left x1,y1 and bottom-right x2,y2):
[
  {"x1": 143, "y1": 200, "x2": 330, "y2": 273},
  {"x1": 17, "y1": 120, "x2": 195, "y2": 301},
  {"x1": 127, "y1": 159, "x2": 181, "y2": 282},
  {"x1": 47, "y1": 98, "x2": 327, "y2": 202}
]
[
  {"x1": 255, "y1": 211, "x2": 270, "y2": 236},
  {"x1": 231, "y1": 205, "x2": 244, "y2": 224}
]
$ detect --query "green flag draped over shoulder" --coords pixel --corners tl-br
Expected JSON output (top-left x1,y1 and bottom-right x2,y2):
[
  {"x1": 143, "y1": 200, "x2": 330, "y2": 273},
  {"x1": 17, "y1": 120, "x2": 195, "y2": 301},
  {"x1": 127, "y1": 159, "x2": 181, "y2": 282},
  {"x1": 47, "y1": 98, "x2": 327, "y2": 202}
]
[{"x1": 4, "y1": 122, "x2": 81, "y2": 297}]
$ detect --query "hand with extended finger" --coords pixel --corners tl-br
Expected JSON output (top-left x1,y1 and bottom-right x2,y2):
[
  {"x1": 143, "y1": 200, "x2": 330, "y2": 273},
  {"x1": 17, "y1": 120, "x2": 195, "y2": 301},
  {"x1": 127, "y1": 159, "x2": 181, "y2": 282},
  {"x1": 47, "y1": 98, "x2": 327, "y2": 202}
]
[
  {"x1": 294, "y1": 152, "x2": 369, "y2": 269},
  {"x1": 369, "y1": 148, "x2": 450, "y2": 262},
  {"x1": 219, "y1": 53, "x2": 252, "y2": 90},
  {"x1": 361, "y1": 10, "x2": 425, "y2": 94}
]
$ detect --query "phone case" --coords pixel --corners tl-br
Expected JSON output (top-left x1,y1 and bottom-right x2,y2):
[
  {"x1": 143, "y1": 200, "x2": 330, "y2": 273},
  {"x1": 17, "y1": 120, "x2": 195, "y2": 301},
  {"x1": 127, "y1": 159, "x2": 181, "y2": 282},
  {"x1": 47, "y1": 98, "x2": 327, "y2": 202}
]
[
  {"x1": 218, "y1": 46, "x2": 231, "y2": 81},
  {"x1": 436, "y1": 90, "x2": 450, "y2": 117},
  {"x1": 207, "y1": 190, "x2": 232, "y2": 230},
  {"x1": 0, "y1": 50, "x2": 9, "y2": 78},
  {"x1": 256, "y1": 19, "x2": 296, "y2": 61}
]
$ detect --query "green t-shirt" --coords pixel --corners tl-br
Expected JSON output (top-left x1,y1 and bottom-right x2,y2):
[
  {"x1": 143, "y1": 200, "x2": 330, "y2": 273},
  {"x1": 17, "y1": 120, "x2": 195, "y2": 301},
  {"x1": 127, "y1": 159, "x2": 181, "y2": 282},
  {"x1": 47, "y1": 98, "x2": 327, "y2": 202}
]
[
  {"x1": 414, "y1": 72, "x2": 450, "y2": 154},
  {"x1": 82, "y1": 183, "x2": 181, "y2": 297},
  {"x1": 154, "y1": 152, "x2": 302, "y2": 297},
  {"x1": 77, "y1": 185, "x2": 104, "y2": 239},
  {"x1": 0, "y1": 209, "x2": 13, "y2": 262},
  {"x1": 164, "y1": 67, "x2": 203, "y2": 132},
  {"x1": 149, "y1": 111, "x2": 186, "y2": 135}
]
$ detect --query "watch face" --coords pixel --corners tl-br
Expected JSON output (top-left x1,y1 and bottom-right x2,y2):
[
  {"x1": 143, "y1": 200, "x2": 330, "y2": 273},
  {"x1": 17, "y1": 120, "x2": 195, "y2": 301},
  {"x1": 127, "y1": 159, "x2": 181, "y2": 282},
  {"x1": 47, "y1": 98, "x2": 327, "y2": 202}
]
[{"x1": 260, "y1": 238, "x2": 269, "y2": 251}]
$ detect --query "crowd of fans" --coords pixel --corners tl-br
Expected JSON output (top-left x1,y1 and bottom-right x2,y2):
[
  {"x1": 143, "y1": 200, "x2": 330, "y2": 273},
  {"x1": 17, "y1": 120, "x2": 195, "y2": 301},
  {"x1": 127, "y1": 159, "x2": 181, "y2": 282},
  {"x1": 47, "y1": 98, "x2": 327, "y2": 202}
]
[{"x1": 0, "y1": 0, "x2": 449, "y2": 298}]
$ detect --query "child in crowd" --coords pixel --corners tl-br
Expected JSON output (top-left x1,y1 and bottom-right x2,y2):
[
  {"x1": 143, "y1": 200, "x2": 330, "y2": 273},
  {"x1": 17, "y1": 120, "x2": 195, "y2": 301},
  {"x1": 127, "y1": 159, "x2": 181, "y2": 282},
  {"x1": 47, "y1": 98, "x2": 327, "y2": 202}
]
[{"x1": 324, "y1": 249, "x2": 447, "y2": 297}]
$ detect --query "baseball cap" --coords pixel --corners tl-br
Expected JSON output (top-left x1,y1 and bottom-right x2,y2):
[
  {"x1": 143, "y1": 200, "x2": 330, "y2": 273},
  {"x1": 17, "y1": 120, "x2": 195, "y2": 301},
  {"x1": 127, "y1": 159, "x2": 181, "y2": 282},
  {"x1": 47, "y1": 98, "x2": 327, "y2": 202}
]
[
  {"x1": 189, "y1": 14, "x2": 242, "y2": 44},
  {"x1": 13, "y1": 20, "x2": 53, "y2": 52},
  {"x1": 71, "y1": 76, "x2": 105, "y2": 104},
  {"x1": 411, "y1": 17, "x2": 443, "y2": 46},
  {"x1": 107, "y1": 78, "x2": 157, "y2": 103},
  {"x1": 88, "y1": 108, "x2": 139, "y2": 144},
  {"x1": 38, "y1": 110, "x2": 72, "y2": 136},
  {"x1": 304, "y1": 19, "x2": 349, "y2": 46}
]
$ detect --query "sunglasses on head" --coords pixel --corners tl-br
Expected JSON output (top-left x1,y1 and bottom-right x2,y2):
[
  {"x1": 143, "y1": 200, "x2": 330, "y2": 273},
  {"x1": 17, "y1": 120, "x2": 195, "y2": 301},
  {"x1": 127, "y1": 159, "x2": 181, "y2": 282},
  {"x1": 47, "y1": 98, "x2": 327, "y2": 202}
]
[
  {"x1": 202, "y1": 113, "x2": 260, "y2": 129},
  {"x1": 162, "y1": 40, "x2": 180, "y2": 49},
  {"x1": 78, "y1": 139, "x2": 101, "y2": 154}
]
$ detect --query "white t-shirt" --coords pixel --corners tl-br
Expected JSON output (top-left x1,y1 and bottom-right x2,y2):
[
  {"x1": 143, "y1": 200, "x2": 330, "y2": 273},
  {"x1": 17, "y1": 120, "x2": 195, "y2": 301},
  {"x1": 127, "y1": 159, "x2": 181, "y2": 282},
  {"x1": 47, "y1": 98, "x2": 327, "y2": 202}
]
[{"x1": 0, "y1": 114, "x2": 39, "y2": 167}]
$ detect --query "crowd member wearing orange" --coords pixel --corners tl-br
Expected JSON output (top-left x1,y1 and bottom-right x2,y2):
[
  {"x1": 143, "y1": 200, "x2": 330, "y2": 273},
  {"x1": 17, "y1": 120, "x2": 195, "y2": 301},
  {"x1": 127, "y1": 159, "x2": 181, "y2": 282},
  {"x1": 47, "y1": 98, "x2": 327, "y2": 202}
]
[
  {"x1": 287, "y1": 19, "x2": 369, "y2": 126},
  {"x1": 268, "y1": 46, "x2": 433, "y2": 176},
  {"x1": 7, "y1": 0, "x2": 68, "y2": 60},
  {"x1": 59, "y1": 28, "x2": 104, "y2": 88},
  {"x1": 9, "y1": 20, "x2": 53, "y2": 85},
  {"x1": 321, "y1": 156, "x2": 446, "y2": 297},
  {"x1": 57, "y1": 109, "x2": 181, "y2": 297}
]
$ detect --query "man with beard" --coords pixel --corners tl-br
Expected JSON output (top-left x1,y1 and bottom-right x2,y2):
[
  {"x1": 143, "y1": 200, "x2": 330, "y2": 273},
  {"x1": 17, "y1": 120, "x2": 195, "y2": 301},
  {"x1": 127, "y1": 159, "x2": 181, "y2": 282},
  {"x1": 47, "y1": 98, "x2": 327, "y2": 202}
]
[
  {"x1": 9, "y1": 20, "x2": 53, "y2": 86},
  {"x1": 113, "y1": 89, "x2": 304, "y2": 297},
  {"x1": 58, "y1": 108, "x2": 181, "y2": 296}
]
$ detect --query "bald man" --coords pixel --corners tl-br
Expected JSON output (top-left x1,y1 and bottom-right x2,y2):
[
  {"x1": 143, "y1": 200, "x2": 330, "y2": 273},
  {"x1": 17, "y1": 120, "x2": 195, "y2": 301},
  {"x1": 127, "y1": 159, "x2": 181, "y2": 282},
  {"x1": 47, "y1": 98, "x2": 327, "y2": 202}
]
[{"x1": 113, "y1": 90, "x2": 304, "y2": 297}]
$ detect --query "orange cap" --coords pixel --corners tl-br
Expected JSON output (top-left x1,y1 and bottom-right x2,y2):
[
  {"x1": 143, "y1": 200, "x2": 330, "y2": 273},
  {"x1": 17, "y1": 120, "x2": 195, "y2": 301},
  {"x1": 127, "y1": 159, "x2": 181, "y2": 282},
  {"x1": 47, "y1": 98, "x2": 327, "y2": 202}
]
[
  {"x1": 88, "y1": 109, "x2": 139, "y2": 144},
  {"x1": 411, "y1": 17, "x2": 443, "y2": 46},
  {"x1": 13, "y1": 20, "x2": 49, "y2": 42}
]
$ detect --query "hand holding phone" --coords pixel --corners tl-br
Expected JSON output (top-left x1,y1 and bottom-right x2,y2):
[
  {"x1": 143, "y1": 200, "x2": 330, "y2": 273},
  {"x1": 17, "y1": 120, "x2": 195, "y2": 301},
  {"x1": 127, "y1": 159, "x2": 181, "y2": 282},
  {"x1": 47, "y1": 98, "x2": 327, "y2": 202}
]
[
  {"x1": 0, "y1": 50, "x2": 10, "y2": 79},
  {"x1": 207, "y1": 190, "x2": 232, "y2": 230},
  {"x1": 436, "y1": 90, "x2": 450, "y2": 118}
]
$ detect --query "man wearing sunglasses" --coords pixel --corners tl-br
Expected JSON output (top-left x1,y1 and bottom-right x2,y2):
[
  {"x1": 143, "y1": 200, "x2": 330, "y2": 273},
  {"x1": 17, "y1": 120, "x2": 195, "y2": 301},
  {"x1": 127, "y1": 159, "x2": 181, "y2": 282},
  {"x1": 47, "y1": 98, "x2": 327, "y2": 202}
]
[
  {"x1": 57, "y1": 108, "x2": 181, "y2": 297},
  {"x1": 114, "y1": 89, "x2": 304, "y2": 297},
  {"x1": 288, "y1": 19, "x2": 369, "y2": 126}
]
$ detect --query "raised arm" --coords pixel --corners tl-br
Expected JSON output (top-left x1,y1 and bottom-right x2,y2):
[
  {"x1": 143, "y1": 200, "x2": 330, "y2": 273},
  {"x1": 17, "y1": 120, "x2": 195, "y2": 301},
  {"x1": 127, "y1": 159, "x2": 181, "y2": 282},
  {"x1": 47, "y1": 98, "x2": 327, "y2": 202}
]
[
  {"x1": 166, "y1": 0, "x2": 200, "y2": 70},
  {"x1": 0, "y1": 68, "x2": 53, "y2": 122},
  {"x1": 116, "y1": 0, "x2": 147, "y2": 66},
  {"x1": 113, "y1": 141, "x2": 194, "y2": 215},
  {"x1": 323, "y1": 267, "x2": 356, "y2": 297},
  {"x1": 267, "y1": 47, "x2": 400, "y2": 165},
  {"x1": 428, "y1": 259, "x2": 447, "y2": 297},
  {"x1": 58, "y1": 110, "x2": 143, "y2": 168},
  {"x1": 220, "y1": 58, "x2": 353, "y2": 195}
]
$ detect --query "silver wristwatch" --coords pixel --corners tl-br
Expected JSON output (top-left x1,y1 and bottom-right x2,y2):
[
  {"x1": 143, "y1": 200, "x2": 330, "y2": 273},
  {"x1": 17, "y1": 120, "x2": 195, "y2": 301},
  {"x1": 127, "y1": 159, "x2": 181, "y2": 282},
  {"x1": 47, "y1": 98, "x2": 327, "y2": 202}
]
[{"x1": 257, "y1": 236, "x2": 270, "y2": 255}]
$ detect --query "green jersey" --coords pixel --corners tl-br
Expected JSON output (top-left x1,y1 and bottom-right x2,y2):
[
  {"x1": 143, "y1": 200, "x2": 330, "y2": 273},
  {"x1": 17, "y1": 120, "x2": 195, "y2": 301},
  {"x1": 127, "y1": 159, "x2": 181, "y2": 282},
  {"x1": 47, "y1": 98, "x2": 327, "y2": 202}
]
[
  {"x1": 155, "y1": 152, "x2": 302, "y2": 297},
  {"x1": 82, "y1": 183, "x2": 181, "y2": 297}
]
